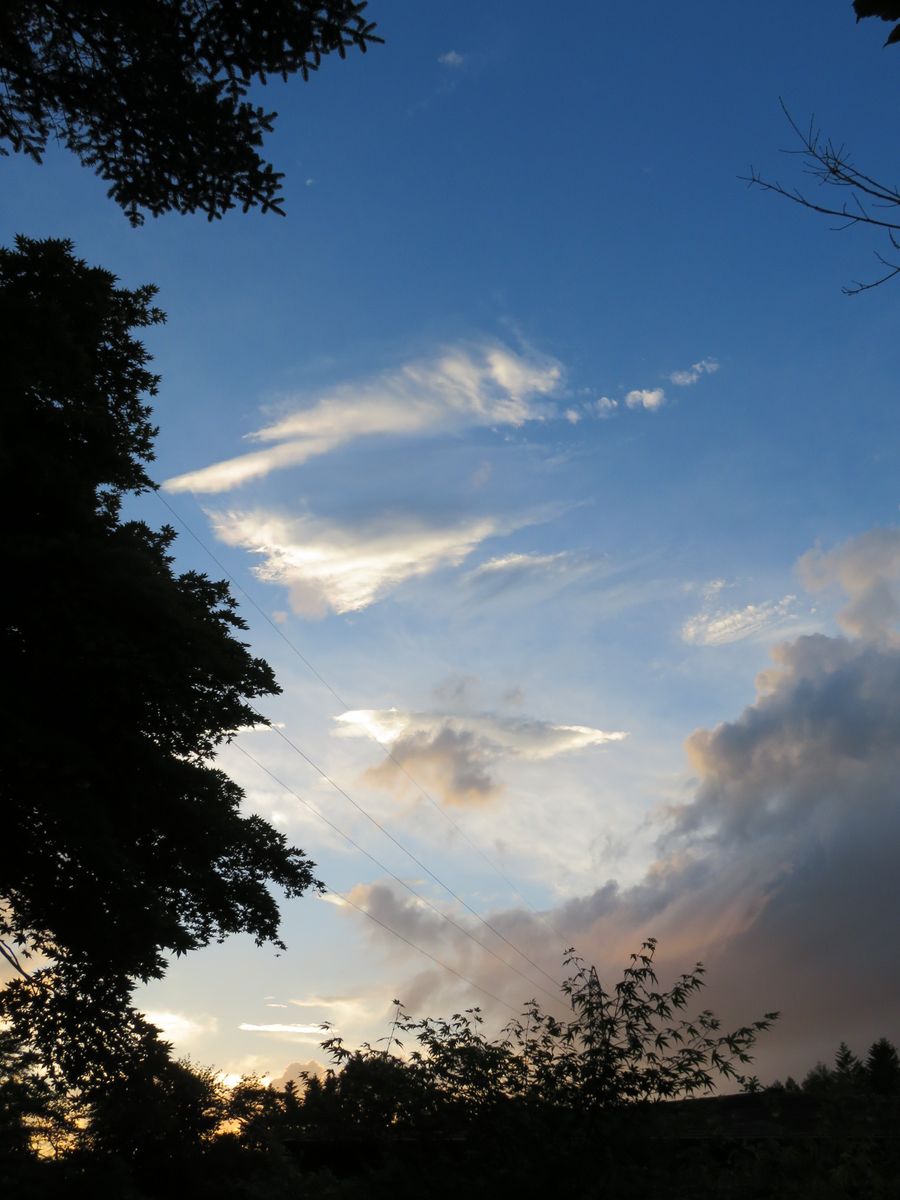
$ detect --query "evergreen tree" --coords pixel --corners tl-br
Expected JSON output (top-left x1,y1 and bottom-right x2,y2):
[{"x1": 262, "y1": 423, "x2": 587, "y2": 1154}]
[{"x1": 865, "y1": 1038, "x2": 900, "y2": 1096}]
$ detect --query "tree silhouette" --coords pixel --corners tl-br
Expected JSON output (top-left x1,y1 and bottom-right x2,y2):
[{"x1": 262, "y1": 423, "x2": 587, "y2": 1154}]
[
  {"x1": 0, "y1": 1, "x2": 381, "y2": 224},
  {"x1": 854, "y1": 2, "x2": 900, "y2": 47},
  {"x1": 311, "y1": 940, "x2": 777, "y2": 1137},
  {"x1": 865, "y1": 1037, "x2": 900, "y2": 1095},
  {"x1": 0, "y1": 236, "x2": 321, "y2": 1084},
  {"x1": 745, "y1": 5, "x2": 900, "y2": 294}
]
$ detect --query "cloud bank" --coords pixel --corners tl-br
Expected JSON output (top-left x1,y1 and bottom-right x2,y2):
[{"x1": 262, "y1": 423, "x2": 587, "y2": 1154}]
[
  {"x1": 337, "y1": 530, "x2": 900, "y2": 1076},
  {"x1": 798, "y1": 527, "x2": 900, "y2": 640}
]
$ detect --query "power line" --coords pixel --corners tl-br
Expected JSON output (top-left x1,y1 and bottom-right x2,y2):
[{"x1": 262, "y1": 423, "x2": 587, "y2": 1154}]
[
  {"x1": 234, "y1": 743, "x2": 568, "y2": 1015},
  {"x1": 155, "y1": 490, "x2": 567, "y2": 982},
  {"x1": 260, "y1": 721, "x2": 564, "y2": 995},
  {"x1": 326, "y1": 889, "x2": 520, "y2": 1015},
  {"x1": 155, "y1": 490, "x2": 560, "y2": 935}
]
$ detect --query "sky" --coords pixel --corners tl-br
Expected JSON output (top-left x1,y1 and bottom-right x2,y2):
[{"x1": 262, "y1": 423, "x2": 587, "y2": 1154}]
[{"x1": 3, "y1": 0, "x2": 900, "y2": 1086}]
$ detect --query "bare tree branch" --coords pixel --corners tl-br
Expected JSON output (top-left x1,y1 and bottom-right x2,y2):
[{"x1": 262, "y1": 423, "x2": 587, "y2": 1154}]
[
  {"x1": 0, "y1": 938, "x2": 31, "y2": 979},
  {"x1": 743, "y1": 100, "x2": 900, "y2": 295}
]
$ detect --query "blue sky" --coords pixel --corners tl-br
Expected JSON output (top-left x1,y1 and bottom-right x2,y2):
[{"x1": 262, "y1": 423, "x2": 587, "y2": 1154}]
[{"x1": 4, "y1": 1, "x2": 900, "y2": 1084}]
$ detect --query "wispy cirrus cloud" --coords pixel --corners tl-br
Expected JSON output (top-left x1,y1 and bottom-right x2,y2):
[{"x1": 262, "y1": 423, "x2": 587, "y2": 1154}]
[
  {"x1": 208, "y1": 507, "x2": 550, "y2": 617},
  {"x1": 682, "y1": 590, "x2": 798, "y2": 646},
  {"x1": 238, "y1": 1023, "x2": 328, "y2": 1035},
  {"x1": 668, "y1": 357, "x2": 719, "y2": 386},
  {"x1": 336, "y1": 707, "x2": 628, "y2": 805},
  {"x1": 164, "y1": 344, "x2": 561, "y2": 494}
]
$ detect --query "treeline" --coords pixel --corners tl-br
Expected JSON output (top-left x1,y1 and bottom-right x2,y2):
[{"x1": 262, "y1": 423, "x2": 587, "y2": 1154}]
[
  {"x1": 3, "y1": 944, "x2": 899, "y2": 1199},
  {"x1": 775, "y1": 1036, "x2": 900, "y2": 1097}
]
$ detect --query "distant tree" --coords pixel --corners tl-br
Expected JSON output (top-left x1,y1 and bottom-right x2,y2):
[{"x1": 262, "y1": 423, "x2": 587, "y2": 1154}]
[
  {"x1": 834, "y1": 1041, "x2": 864, "y2": 1085},
  {"x1": 86, "y1": 1054, "x2": 226, "y2": 1166},
  {"x1": 0, "y1": 236, "x2": 321, "y2": 1084},
  {"x1": 0, "y1": 2, "x2": 381, "y2": 224},
  {"x1": 865, "y1": 1037, "x2": 900, "y2": 1095},
  {"x1": 802, "y1": 1062, "x2": 835, "y2": 1094},
  {"x1": 745, "y1": 3, "x2": 900, "y2": 294}
]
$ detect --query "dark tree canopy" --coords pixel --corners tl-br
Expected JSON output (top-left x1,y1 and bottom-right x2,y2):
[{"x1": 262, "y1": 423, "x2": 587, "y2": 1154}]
[
  {"x1": 0, "y1": 2, "x2": 381, "y2": 224},
  {"x1": 0, "y1": 236, "x2": 320, "y2": 1080},
  {"x1": 854, "y1": 1, "x2": 900, "y2": 46}
]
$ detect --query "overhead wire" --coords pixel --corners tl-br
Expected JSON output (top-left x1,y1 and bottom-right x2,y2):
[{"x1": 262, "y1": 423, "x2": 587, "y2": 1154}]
[
  {"x1": 326, "y1": 889, "x2": 520, "y2": 1015},
  {"x1": 233, "y1": 744, "x2": 569, "y2": 1016},
  {"x1": 155, "y1": 491, "x2": 562, "y2": 938},
  {"x1": 154, "y1": 490, "x2": 569, "y2": 987}
]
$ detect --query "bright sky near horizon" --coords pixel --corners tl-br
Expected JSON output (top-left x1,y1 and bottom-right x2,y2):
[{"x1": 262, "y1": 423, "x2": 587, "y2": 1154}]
[{"x1": 4, "y1": 1, "x2": 900, "y2": 1086}]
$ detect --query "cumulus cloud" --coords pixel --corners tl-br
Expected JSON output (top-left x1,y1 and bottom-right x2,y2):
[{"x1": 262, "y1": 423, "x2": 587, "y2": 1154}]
[
  {"x1": 625, "y1": 388, "x2": 666, "y2": 411},
  {"x1": 798, "y1": 527, "x2": 900, "y2": 640},
  {"x1": 335, "y1": 530, "x2": 900, "y2": 1076},
  {"x1": 669, "y1": 358, "x2": 719, "y2": 386},
  {"x1": 164, "y1": 344, "x2": 561, "y2": 494},
  {"x1": 336, "y1": 708, "x2": 628, "y2": 805},
  {"x1": 208, "y1": 508, "x2": 535, "y2": 616},
  {"x1": 682, "y1": 594, "x2": 798, "y2": 645},
  {"x1": 438, "y1": 50, "x2": 465, "y2": 67},
  {"x1": 586, "y1": 396, "x2": 618, "y2": 418}
]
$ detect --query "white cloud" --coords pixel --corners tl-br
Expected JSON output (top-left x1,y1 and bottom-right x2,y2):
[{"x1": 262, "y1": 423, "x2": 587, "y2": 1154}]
[
  {"x1": 336, "y1": 707, "x2": 627, "y2": 805},
  {"x1": 238, "y1": 1023, "x2": 329, "y2": 1035},
  {"x1": 145, "y1": 1010, "x2": 218, "y2": 1043},
  {"x1": 339, "y1": 594, "x2": 900, "y2": 1077},
  {"x1": 208, "y1": 508, "x2": 538, "y2": 616},
  {"x1": 164, "y1": 344, "x2": 561, "y2": 494},
  {"x1": 669, "y1": 358, "x2": 719, "y2": 386},
  {"x1": 625, "y1": 388, "x2": 666, "y2": 411},
  {"x1": 586, "y1": 396, "x2": 618, "y2": 418},
  {"x1": 438, "y1": 50, "x2": 465, "y2": 67},
  {"x1": 682, "y1": 594, "x2": 798, "y2": 646},
  {"x1": 468, "y1": 551, "x2": 568, "y2": 578}
]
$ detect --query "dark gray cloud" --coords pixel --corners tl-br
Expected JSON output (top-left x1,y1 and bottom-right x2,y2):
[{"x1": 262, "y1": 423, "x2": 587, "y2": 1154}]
[{"x1": 340, "y1": 535, "x2": 900, "y2": 1077}]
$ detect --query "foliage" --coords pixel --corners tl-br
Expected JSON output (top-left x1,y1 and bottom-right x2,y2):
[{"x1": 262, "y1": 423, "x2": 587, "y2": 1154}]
[
  {"x1": 799, "y1": 1037, "x2": 900, "y2": 1100},
  {"x1": 86, "y1": 1055, "x2": 226, "y2": 1165},
  {"x1": 0, "y1": 235, "x2": 321, "y2": 1083},
  {"x1": 316, "y1": 940, "x2": 778, "y2": 1133},
  {"x1": 854, "y1": 2, "x2": 900, "y2": 47},
  {"x1": 866, "y1": 1036, "x2": 900, "y2": 1095},
  {"x1": 0, "y1": 2, "x2": 381, "y2": 224}
]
